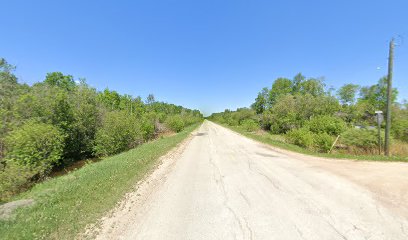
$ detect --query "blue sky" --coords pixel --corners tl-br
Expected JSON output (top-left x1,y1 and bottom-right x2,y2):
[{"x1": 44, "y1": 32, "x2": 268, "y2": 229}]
[{"x1": 1, "y1": 0, "x2": 407, "y2": 115}]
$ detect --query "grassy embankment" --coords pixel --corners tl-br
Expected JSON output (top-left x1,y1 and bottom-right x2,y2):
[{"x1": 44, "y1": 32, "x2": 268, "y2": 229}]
[
  {"x1": 214, "y1": 122, "x2": 408, "y2": 162},
  {"x1": 0, "y1": 123, "x2": 200, "y2": 239}
]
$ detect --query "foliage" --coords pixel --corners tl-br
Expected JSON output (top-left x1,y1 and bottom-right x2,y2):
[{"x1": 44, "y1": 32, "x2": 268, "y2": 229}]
[
  {"x1": 0, "y1": 124, "x2": 199, "y2": 239},
  {"x1": 43, "y1": 72, "x2": 76, "y2": 91},
  {"x1": 305, "y1": 115, "x2": 347, "y2": 135},
  {"x1": 269, "y1": 78, "x2": 292, "y2": 105},
  {"x1": 221, "y1": 123, "x2": 408, "y2": 161},
  {"x1": 392, "y1": 104, "x2": 408, "y2": 142},
  {"x1": 0, "y1": 162, "x2": 36, "y2": 201},
  {"x1": 4, "y1": 121, "x2": 64, "y2": 172},
  {"x1": 0, "y1": 57, "x2": 203, "y2": 198},
  {"x1": 93, "y1": 111, "x2": 143, "y2": 157},
  {"x1": 240, "y1": 119, "x2": 259, "y2": 132},
  {"x1": 313, "y1": 133, "x2": 333, "y2": 153},
  {"x1": 285, "y1": 128, "x2": 314, "y2": 149},
  {"x1": 337, "y1": 84, "x2": 360, "y2": 105},
  {"x1": 165, "y1": 115, "x2": 185, "y2": 132},
  {"x1": 252, "y1": 87, "x2": 269, "y2": 114},
  {"x1": 210, "y1": 72, "x2": 405, "y2": 157},
  {"x1": 140, "y1": 117, "x2": 156, "y2": 140},
  {"x1": 341, "y1": 128, "x2": 382, "y2": 150},
  {"x1": 358, "y1": 77, "x2": 398, "y2": 112}
]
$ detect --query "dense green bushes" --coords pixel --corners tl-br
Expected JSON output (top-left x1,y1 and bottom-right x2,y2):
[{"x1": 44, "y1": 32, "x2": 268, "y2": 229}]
[
  {"x1": 209, "y1": 72, "x2": 407, "y2": 156},
  {"x1": 0, "y1": 58, "x2": 203, "y2": 200},
  {"x1": 285, "y1": 128, "x2": 314, "y2": 149},
  {"x1": 340, "y1": 128, "x2": 384, "y2": 151},
  {"x1": 0, "y1": 162, "x2": 35, "y2": 200},
  {"x1": 313, "y1": 132, "x2": 334, "y2": 152},
  {"x1": 5, "y1": 121, "x2": 65, "y2": 172},
  {"x1": 305, "y1": 115, "x2": 347, "y2": 135},
  {"x1": 93, "y1": 112, "x2": 143, "y2": 156},
  {"x1": 241, "y1": 119, "x2": 259, "y2": 132},
  {"x1": 165, "y1": 115, "x2": 185, "y2": 132},
  {"x1": 1, "y1": 122, "x2": 65, "y2": 199}
]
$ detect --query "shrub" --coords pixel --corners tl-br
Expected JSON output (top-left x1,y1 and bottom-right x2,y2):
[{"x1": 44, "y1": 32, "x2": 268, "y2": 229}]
[
  {"x1": 240, "y1": 119, "x2": 259, "y2": 132},
  {"x1": 341, "y1": 128, "x2": 384, "y2": 150},
  {"x1": 306, "y1": 115, "x2": 347, "y2": 135},
  {"x1": 165, "y1": 115, "x2": 185, "y2": 133},
  {"x1": 392, "y1": 118, "x2": 408, "y2": 142},
  {"x1": 5, "y1": 121, "x2": 64, "y2": 173},
  {"x1": 93, "y1": 111, "x2": 143, "y2": 156},
  {"x1": 0, "y1": 162, "x2": 36, "y2": 201},
  {"x1": 140, "y1": 118, "x2": 155, "y2": 141},
  {"x1": 225, "y1": 117, "x2": 239, "y2": 126},
  {"x1": 314, "y1": 133, "x2": 333, "y2": 152},
  {"x1": 285, "y1": 128, "x2": 314, "y2": 149}
]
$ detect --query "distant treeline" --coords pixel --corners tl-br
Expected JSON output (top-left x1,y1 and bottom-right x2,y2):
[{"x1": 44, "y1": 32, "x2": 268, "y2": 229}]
[
  {"x1": 209, "y1": 73, "x2": 407, "y2": 155},
  {"x1": 0, "y1": 58, "x2": 203, "y2": 200}
]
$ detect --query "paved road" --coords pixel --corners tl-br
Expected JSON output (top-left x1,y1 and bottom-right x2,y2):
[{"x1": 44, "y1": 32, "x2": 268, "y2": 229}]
[{"x1": 95, "y1": 121, "x2": 408, "y2": 240}]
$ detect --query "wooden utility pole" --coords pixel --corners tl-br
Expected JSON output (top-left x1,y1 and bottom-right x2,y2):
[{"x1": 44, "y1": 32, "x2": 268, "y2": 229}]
[{"x1": 384, "y1": 38, "x2": 394, "y2": 156}]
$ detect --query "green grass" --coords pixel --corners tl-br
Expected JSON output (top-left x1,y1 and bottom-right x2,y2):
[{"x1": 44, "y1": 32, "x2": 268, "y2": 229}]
[
  {"x1": 0, "y1": 123, "x2": 200, "y2": 240},
  {"x1": 215, "y1": 122, "x2": 408, "y2": 162}
]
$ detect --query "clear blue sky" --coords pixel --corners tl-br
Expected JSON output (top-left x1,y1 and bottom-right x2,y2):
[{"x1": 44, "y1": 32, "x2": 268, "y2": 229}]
[{"x1": 1, "y1": 0, "x2": 407, "y2": 115}]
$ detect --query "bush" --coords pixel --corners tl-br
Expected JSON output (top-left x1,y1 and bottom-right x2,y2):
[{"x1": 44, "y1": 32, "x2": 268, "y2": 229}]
[
  {"x1": 240, "y1": 119, "x2": 259, "y2": 132},
  {"x1": 165, "y1": 115, "x2": 185, "y2": 133},
  {"x1": 140, "y1": 118, "x2": 155, "y2": 141},
  {"x1": 93, "y1": 111, "x2": 143, "y2": 156},
  {"x1": 314, "y1": 133, "x2": 333, "y2": 152},
  {"x1": 5, "y1": 121, "x2": 64, "y2": 173},
  {"x1": 0, "y1": 162, "x2": 36, "y2": 201},
  {"x1": 341, "y1": 128, "x2": 383, "y2": 150},
  {"x1": 392, "y1": 118, "x2": 408, "y2": 142},
  {"x1": 306, "y1": 115, "x2": 347, "y2": 135},
  {"x1": 285, "y1": 128, "x2": 314, "y2": 149},
  {"x1": 226, "y1": 117, "x2": 239, "y2": 126}
]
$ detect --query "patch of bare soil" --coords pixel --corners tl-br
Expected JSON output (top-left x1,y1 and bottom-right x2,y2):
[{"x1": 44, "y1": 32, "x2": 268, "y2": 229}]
[{"x1": 0, "y1": 199, "x2": 35, "y2": 220}]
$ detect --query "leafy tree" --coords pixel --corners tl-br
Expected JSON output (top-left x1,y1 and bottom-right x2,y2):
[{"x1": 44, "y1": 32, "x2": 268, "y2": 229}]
[
  {"x1": 146, "y1": 94, "x2": 156, "y2": 105},
  {"x1": 358, "y1": 77, "x2": 398, "y2": 112},
  {"x1": 337, "y1": 84, "x2": 360, "y2": 105},
  {"x1": 292, "y1": 73, "x2": 306, "y2": 93},
  {"x1": 269, "y1": 78, "x2": 292, "y2": 105},
  {"x1": 44, "y1": 72, "x2": 76, "y2": 91},
  {"x1": 252, "y1": 87, "x2": 269, "y2": 114},
  {"x1": 298, "y1": 78, "x2": 325, "y2": 96}
]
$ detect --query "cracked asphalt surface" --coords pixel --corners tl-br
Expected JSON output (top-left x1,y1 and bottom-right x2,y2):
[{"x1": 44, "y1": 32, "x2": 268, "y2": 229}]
[{"x1": 95, "y1": 121, "x2": 408, "y2": 240}]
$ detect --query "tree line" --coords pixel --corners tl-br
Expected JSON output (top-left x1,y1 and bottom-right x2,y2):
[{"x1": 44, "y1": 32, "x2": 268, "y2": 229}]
[
  {"x1": 0, "y1": 58, "x2": 203, "y2": 200},
  {"x1": 209, "y1": 73, "x2": 407, "y2": 155}
]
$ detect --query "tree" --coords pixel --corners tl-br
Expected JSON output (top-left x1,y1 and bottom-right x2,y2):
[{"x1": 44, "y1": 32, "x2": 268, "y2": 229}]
[
  {"x1": 292, "y1": 73, "x2": 306, "y2": 93},
  {"x1": 146, "y1": 94, "x2": 156, "y2": 105},
  {"x1": 337, "y1": 84, "x2": 360, "y2": 105},
  {"x1": 44, "y1": 72, "x2": 76, "y2": 91},
  {"x1": 252, "y1": 87, "x2": 269, "y2": 114},
  {"x1": 269, "y1": 78, "x2": 292, "y2": 105},
  {"x1": 358, "y1": 77, "x2": 398, "y2": 112},
  {"x1": 98, "y1": 88, "x2": 121, "y2": 110}
]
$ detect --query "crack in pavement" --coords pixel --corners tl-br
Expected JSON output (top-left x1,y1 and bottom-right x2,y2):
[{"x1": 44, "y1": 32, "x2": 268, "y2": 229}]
[
  {"x1": 208, "y1": 134, "x2": 253, "y2": 240},
  {"x1": 239, "y1": 190, "x2": 251, "y2": 207}
]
